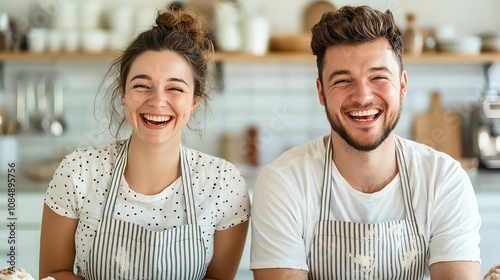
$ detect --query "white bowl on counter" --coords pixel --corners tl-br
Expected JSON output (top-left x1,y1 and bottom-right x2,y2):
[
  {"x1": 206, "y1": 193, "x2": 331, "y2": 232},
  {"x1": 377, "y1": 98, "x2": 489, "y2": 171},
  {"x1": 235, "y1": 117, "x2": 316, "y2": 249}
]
[{"x1": 438, "y1": 35, "x2": 482, "y2": 55}]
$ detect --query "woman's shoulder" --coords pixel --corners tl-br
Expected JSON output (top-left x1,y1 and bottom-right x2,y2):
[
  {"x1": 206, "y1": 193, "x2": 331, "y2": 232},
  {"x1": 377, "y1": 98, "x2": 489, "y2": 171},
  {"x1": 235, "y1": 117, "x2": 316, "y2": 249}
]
[
  {"x1": 57, "y1": 140, "x2": 125, "y2": 172},
  {"x1": 184, "y1": 146, "x2": 233, "y2": 166}
]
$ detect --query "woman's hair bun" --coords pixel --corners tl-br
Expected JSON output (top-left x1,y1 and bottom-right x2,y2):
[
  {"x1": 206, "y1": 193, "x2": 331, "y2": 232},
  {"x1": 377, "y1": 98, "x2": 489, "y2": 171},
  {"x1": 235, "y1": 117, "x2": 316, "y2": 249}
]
[{"x1": 155, "y1": 10, "x2": 209, "y2": 49}]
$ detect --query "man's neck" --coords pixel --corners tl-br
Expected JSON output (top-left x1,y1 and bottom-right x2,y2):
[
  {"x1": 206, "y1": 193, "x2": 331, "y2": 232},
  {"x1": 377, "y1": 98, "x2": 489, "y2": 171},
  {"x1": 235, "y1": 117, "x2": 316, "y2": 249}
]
[{"x1": 325, "y1": 134, "x2": 399, "y2": 194}]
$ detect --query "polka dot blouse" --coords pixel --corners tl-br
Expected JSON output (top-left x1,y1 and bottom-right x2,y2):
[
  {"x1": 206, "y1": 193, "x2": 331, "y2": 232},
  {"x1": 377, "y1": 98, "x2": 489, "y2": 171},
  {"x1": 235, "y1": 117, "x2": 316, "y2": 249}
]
[{"x1": 45, "y1": 140, "x2": 251, "y2": 279}]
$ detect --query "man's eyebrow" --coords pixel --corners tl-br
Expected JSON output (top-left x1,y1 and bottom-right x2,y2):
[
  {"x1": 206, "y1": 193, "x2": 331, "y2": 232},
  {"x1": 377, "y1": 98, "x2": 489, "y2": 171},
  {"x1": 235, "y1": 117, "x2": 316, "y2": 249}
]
[
  {"x1": 369, "y1": 66, "x2": 393, "y2": 75},
  {"x1": 327, "y1": 66, "x2": 393, "y2": 81},
  {"x1": 327, "y1": 70, "x2": 351, "y2": 82}
]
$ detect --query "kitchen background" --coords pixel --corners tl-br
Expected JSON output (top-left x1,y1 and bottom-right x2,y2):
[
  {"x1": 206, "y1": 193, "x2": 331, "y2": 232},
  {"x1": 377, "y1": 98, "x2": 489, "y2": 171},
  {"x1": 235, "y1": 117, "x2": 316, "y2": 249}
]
[{"x1": 0, "y1": 0, "x2": 499, "y2": 279}]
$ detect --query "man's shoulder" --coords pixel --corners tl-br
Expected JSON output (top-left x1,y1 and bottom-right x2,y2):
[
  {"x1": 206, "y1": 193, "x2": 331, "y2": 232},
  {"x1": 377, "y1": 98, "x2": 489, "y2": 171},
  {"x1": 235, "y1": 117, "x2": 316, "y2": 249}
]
[{"x1": 397, "y1": 136, "x2": 463, "y2": 173}]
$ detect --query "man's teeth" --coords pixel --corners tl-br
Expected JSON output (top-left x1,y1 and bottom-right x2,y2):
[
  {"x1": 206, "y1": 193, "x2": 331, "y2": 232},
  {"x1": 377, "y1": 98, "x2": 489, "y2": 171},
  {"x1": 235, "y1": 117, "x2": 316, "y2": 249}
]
[
  {"x1": 144, "y1": 114, "x2": 171, "y2": 122},
  {"x1": 349, "y1": 109, "x2": 379, "y2": 117}
]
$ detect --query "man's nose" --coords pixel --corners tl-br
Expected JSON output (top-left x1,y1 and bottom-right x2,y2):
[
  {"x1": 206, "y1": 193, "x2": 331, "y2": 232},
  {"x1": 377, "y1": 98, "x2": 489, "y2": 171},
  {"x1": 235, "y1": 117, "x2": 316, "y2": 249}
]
[{"x1": 350, "y1": 81, "x2": 374, "y2": 104}]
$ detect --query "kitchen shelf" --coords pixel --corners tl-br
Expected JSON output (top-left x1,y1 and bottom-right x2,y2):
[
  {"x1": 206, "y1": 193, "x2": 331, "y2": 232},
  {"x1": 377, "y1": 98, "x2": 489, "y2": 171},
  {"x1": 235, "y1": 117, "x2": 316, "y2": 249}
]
[
  {"x1": 0, "y1": 51, "x2": 119, "y2": 61},
  {"x1": 216, "y1": 51, "x2": 500, "y2": 64},
  {"x1": 1, "y1": 51, "x2": 500, "y2": 64}
]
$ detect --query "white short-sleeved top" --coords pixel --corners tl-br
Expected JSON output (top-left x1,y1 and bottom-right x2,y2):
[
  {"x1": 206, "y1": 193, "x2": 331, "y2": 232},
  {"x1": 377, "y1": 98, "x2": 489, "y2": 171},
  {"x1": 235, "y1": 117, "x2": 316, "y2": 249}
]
[
  {"x1": 250, "y1": 136, "x2": 481, "y2": 272},
  {"x1": 45, "y1": 140, "x2": 251, "y2": 278}
]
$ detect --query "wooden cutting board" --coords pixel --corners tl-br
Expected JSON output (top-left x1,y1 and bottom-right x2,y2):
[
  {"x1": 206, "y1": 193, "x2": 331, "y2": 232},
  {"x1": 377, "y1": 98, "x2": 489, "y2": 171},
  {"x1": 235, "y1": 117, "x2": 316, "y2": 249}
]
[
  {"x1": 303, "y1": 0, "x2": 336, "y2": 33},
  {"x1": 412, "y1": 91, "x2": 463, "y2": 160}
]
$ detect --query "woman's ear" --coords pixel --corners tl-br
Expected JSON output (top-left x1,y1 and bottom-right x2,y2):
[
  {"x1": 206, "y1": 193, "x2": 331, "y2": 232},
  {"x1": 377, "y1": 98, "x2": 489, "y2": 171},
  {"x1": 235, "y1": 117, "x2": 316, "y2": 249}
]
[
  {"x1": 119, "y1": 82, "x2": 125, "y2": 104},
  {"x1": 192, "y1": 95, "x2": 201, "y2": 112}
]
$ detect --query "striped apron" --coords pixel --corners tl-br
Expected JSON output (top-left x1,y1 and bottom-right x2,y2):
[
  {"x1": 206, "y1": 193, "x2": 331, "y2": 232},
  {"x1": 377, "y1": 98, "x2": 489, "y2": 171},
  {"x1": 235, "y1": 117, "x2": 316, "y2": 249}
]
[
  {"x1": 86, "y1": 139, "x2": 207, "y2": 280},
  {"x1": 308, "y1": 136, "x2": 427, "y2": 280}
]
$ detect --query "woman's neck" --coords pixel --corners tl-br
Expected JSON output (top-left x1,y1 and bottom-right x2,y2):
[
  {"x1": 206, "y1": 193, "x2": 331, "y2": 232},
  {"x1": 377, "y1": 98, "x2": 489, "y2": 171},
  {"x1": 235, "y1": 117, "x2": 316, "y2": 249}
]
[{"x1": 123, "y1": 136, "x2": 182, "y2": 195}]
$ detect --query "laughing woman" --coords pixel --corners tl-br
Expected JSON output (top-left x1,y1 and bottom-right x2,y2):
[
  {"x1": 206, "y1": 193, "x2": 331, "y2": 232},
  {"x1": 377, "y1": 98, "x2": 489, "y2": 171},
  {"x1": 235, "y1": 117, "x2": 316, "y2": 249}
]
[{"x1": 39, "y1": 10, "x2": 250, "y2": 280}]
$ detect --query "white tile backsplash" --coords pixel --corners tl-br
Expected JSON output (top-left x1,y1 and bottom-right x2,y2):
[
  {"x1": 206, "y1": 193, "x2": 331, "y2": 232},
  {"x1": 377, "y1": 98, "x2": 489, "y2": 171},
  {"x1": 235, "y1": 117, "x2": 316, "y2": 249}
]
[{"x1": 1, "y1": 60, "x2": 498, "y2": 169}]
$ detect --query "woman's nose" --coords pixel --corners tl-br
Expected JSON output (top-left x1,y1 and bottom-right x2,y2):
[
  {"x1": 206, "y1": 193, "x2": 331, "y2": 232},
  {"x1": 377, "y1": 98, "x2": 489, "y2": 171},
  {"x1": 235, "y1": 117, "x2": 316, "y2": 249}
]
[{"x1": 148, "y1": 89, "x2": 167, "y2": 107}]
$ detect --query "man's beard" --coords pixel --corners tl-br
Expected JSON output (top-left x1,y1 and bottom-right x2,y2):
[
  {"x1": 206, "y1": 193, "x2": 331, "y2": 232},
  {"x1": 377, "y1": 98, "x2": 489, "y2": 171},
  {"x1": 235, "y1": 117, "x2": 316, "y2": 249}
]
[{"x1": 324, "y1": 94, "x2": 403, "y2": 152}]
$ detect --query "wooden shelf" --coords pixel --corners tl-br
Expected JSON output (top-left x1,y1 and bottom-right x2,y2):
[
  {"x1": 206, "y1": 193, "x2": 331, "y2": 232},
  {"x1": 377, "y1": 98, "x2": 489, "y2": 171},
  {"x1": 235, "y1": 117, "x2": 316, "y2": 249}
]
[
  {"x1": 402, "y1": 52, "x2": 500, "y2": 64},
  {"x1": 0, "y1": 51, "x2": 119, "y2": 61},
  {"x1": 216, "y1": 51, "x2": 500, "y2": 64},
  {"x1": 213, "y1": 51, "x2": 316, "y2": 63},
  {"x1": 1, "y1": 50, "x2": 500, "y2": 64}
]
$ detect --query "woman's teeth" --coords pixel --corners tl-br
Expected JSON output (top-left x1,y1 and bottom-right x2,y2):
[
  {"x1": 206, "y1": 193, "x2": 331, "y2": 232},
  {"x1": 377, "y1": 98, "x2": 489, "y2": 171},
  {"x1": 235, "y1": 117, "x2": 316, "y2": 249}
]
[{"x1": 143, "y1": 114, "x2": 172, "y2": 125}]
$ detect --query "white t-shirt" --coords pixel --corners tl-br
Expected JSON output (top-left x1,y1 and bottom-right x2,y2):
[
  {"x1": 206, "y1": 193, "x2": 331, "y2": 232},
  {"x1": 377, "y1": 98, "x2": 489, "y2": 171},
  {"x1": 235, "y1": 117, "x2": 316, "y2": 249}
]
[
  {"x1": 45, "y1": 141, "x2": 251, "y2": 279},
  {"x1": 250, "y1": 136, "x2": 481, "y2": 273}
]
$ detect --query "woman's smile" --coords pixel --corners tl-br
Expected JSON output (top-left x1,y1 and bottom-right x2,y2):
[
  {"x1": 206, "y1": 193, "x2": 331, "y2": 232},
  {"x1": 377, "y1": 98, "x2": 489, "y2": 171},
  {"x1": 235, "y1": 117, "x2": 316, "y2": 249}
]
[{"x1": 141, "y1": 113, "x2": 173, "y2": 127}]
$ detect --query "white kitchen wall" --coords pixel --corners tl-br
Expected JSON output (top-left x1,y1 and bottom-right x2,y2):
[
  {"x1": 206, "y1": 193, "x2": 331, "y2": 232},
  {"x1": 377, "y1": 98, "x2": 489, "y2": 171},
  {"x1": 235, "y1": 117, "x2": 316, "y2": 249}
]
[
  {"x1": 1, "y1": 0, "x2": 497, "y2": 170},
  {"x1": 1, "y1": 60, "x2": 498, "y2": 169}
]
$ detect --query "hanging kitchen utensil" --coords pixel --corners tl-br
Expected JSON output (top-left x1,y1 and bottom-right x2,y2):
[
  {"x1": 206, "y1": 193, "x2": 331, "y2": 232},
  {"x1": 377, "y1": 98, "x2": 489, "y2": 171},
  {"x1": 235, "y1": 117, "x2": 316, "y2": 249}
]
[
  {"x1": 303, "y1": 0, "x2": 336, "y2": 33},
  {"x1": 49, "y1": 75, "x2": 66, "y2": 136},
  {"x1": 36, "y1": 74, "x2": 50, "y2": 132},
  {"x1": 16, "y1": 73, "x2": 28, "y2": 132},
  {"x1": 412, "y1": 91, "x2": 463, "y2": 160},
  {"x1": 25, "y1": 74, "x2": 45, "y2": 132}
]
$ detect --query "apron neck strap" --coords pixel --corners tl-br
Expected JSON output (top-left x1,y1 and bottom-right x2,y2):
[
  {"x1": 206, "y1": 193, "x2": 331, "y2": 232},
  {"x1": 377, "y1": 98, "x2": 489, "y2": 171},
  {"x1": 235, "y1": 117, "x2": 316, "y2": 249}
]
[
  {"x1": 319, "y1": 135, "x2": 333, "y2": 221},
  {"x1": 180, "y1": 146, "x2": 197, "y2": 224},
  {"x1": 319, "y1": 136, "x2": 419, "y2": 225},
  {"x1": 102, "y1": 139, "x2": 130, "y2": 218},
  {"x1": 102, "y1": 139, "x2": 198, "y2": 224},
  {"x1": 395, "y1": 138, "x2": 420, "y2": 225}
]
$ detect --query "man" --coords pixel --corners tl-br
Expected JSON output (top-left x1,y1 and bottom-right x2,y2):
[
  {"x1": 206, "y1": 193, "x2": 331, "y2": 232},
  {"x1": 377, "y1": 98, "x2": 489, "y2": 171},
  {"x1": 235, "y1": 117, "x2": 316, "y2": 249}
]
[{"x1": 250, "y1": 5, "x2": 481, "y2": 280}]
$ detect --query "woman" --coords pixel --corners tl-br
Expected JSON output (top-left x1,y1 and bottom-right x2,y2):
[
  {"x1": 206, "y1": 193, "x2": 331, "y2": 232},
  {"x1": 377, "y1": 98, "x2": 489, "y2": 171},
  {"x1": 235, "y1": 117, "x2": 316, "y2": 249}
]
[{"x1": 39, "y1": 10, "x2": 250, "y2": 280}]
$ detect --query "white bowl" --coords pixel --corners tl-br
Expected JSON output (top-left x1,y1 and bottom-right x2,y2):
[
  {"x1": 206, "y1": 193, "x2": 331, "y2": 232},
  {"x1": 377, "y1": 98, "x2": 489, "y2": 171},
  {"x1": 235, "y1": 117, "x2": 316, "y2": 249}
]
[
  {"x1": 28, "y1": 28, "x2": 47, "y2": 53},
  {"x1": 81, "y1": 29, "x2": 109, "y2": 53},
  {"x1": 438, "y1": 35, "x2": 482, "y2": 55},
  {"x1": 62, "y1": 30, "x2": 80, "y2": 52}
]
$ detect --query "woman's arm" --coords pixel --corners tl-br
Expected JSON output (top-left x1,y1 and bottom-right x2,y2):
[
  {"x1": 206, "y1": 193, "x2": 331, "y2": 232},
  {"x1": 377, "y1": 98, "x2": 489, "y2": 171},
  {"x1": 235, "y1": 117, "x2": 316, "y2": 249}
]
[
  {"x1": 204, "y1": 220, "x2": 249, "y2": 280},
  {"x1": 39, "y1": 204, "x2": 81, "y2": 279}
]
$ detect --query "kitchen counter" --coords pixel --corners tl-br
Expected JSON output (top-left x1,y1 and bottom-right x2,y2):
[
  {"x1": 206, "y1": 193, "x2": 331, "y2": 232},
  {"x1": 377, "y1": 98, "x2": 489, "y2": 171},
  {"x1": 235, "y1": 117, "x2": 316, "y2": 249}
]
[{"x1": 469, "y1": 168, "x2": 500, "y2": 192}]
